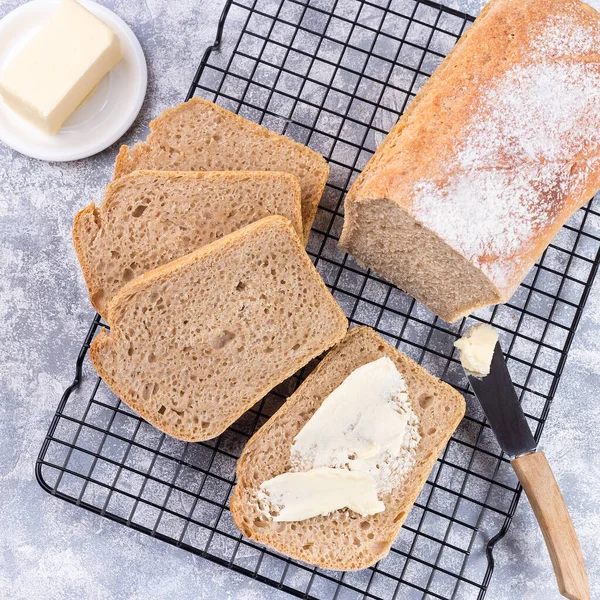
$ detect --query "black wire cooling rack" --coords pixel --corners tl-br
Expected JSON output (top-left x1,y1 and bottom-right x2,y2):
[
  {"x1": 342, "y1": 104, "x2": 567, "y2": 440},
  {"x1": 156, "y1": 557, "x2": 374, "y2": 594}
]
[{"x1": 36, "y1": 0, "x2": 600, "y2": 599}]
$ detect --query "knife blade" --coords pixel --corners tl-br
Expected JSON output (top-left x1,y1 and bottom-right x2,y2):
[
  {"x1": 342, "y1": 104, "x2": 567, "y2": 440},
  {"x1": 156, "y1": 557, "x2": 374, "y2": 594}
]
[{"x1": 466, "y1": 342, "x2": 536, "y2": 459}]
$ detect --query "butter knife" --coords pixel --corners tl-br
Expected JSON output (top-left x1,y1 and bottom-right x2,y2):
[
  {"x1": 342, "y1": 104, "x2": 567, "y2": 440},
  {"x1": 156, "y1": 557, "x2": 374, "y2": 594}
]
[{"x1": 466, "y1": 343, "x2": 589, "y2": 600}]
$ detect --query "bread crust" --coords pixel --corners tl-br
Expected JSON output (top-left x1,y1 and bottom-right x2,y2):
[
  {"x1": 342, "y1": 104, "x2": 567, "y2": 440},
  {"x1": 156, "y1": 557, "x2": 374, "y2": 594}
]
[
  {"x1": 230, "y1": 326, "x2": 465, "y2": 570},
  {"x1": 341, "y1": 0, "x2": 600, "y2": 319}
]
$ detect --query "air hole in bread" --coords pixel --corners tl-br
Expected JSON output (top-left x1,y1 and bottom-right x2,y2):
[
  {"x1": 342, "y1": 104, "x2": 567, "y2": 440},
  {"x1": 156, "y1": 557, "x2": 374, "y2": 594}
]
[
  {"x1": 367, "y1": 532, "x2": 374, "y2": 540},
  {"x1": 253, "y1": 516, "x2": 269, "y2": 528},
  {"x1": 360, "y1": 521, "x2": 370, "y2": 530},
  {"x1": 418, "y1": 393, "x2": 434, "y2": 409},
  {"x1": 132, "y1": 205, "x2": 148, "y2": 217},
  {"x1": 158, "y1": 405, "x2": 166, "y2": 415},
  {"x1": 212, "y1": 330, "x2": 235, "y2": 349},
  {"x1": 302, "y1": 542, "x2": 314, "y2": 551},
  {"x1": 123, "y1": 268, "x2": 134, "y2": 282},
  {"x1": 201, "y1": 421, "x2": 210, "y2": 428},
  {"x1": 428, "y1": 427, "x2": 437, "y2": 435},
  {"x1": 147, "y1": 353, "x2": 156, "y2": 363},
  {"x1": 91, "y1": 289, "x2": 105, "y2": 306},
  {"x1": 142, "y1": 382, "x2": 156, "y2": 401},
  {"x1": 353, "y1": 537, "x2": 361, "y2": 547},
  {"x1": 394, "y1": 511, "x2": 406, "y2": 523}
]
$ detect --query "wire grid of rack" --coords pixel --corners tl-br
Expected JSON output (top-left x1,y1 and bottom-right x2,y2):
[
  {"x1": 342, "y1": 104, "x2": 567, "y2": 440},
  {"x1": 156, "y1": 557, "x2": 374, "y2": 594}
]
[{"x1": 36, "y1": 0, "x2": 600, "y2": 599}]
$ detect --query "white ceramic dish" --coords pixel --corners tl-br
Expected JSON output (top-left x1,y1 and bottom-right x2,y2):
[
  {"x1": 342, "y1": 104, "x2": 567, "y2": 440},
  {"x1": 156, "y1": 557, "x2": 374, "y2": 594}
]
[{"x1": 0, "y1": 0, "x2": 147, "y2": 162}]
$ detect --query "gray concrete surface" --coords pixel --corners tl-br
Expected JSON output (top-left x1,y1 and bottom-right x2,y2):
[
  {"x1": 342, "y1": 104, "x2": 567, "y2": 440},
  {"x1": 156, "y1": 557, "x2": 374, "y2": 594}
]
[{"x1": 0, "y1": 0, "x2": 599, "y2": 599}]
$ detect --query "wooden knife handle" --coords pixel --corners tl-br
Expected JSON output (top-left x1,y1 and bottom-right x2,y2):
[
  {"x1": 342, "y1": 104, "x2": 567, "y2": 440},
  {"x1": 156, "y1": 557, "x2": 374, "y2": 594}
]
[{"x1": 512, "y1": 451, "x2": 589, "y2": 600}]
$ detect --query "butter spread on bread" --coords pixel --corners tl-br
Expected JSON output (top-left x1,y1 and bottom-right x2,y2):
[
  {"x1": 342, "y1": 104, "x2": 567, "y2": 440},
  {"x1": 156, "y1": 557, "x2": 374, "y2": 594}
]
[
  {"x1": 260, "y1": 468, "x2": 384, "y2": 522},
  {"x1": 258, "y1": 357, "x2": 420, "y2": 521}
]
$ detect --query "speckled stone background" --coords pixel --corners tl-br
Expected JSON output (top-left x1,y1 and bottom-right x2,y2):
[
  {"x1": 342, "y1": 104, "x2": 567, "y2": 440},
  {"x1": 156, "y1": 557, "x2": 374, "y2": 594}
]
[{"x1": 1, "y1": 0, "x2": 599, "y2": 598}]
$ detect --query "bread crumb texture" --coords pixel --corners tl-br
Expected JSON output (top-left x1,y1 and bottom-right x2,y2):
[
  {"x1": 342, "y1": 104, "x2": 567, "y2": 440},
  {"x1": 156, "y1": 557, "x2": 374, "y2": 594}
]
[
  {"x1": 89, "y1": 216, "x2": 347, "y2": 442},
  {"x1": 231, "y1": 326, "x2": 465, "y2": 570}
]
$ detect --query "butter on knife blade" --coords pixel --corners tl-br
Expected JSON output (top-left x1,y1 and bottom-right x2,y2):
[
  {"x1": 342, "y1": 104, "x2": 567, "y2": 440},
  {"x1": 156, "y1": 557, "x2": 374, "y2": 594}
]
[{"x1": 454, "y1": 323, "x2": 498, "y2": 378}]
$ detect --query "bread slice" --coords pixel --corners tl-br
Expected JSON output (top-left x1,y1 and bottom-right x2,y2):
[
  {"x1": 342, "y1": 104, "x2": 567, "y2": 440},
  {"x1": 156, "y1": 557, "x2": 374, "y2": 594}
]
[
  {"x1": 89, "y1": 216, "x2": 348, "y2": 443},
  {"x1": 231, "y1": 326, "x2": 465, "y2": 570},
  {"x1": 339, "y1": 0, "x2": 600, "y2": 322},
  {"x1": 114, "y1": 98, "x2": 329, "y2": 243},
  {"x1": 73, "y1": 170, "x2": 303, "y2": 321}
]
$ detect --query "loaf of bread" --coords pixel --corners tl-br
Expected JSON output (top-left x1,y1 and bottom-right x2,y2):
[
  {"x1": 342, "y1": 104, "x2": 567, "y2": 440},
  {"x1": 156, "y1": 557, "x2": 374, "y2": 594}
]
[
  {"x1": 89, "y1": 216, "x2": 348, "y2": 442},
  {"x1": 231, "y1": 326, "x2": 465, "y2": 570},
  {"x1": 339, "y1": 0, "x2": 600, "y2": 322},
  {"x1": 73, "y1": 170, "x2": 302, "y2": 320},
  {"x1": 114, "y1": 98, "x2": 329, "y2": 243}
]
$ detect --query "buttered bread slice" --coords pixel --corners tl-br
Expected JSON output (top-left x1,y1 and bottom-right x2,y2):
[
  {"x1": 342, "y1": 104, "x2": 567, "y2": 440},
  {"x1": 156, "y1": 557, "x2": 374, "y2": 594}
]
[
  {"x1": 114, "y1": 98, "x2": 329, "y2": 243},
  {"x1": 73, "y1": 170, "x2": 303, "y2": 321},
  {"x1": 231, "y1": 326, "x2": 465, "y2": 570},
  {"x1": 90, "y1": 216, "x2": 347, "y2": 443}
]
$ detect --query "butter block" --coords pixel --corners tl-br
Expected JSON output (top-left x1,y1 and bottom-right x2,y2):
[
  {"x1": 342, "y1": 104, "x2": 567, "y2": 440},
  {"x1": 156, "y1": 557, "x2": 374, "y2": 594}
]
[{"x1": 0, "y1": 0, "x2": 122, "y2": 134}]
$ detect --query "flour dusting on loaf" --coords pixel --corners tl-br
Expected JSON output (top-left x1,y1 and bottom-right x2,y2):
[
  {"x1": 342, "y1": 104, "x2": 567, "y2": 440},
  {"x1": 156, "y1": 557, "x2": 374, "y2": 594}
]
[
  {"x1": 340, "y1": 0, "x2": 600, "y2": 322},
  {"x1": 413, "y1": 14, "x2": 600, "y2": 290}
]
